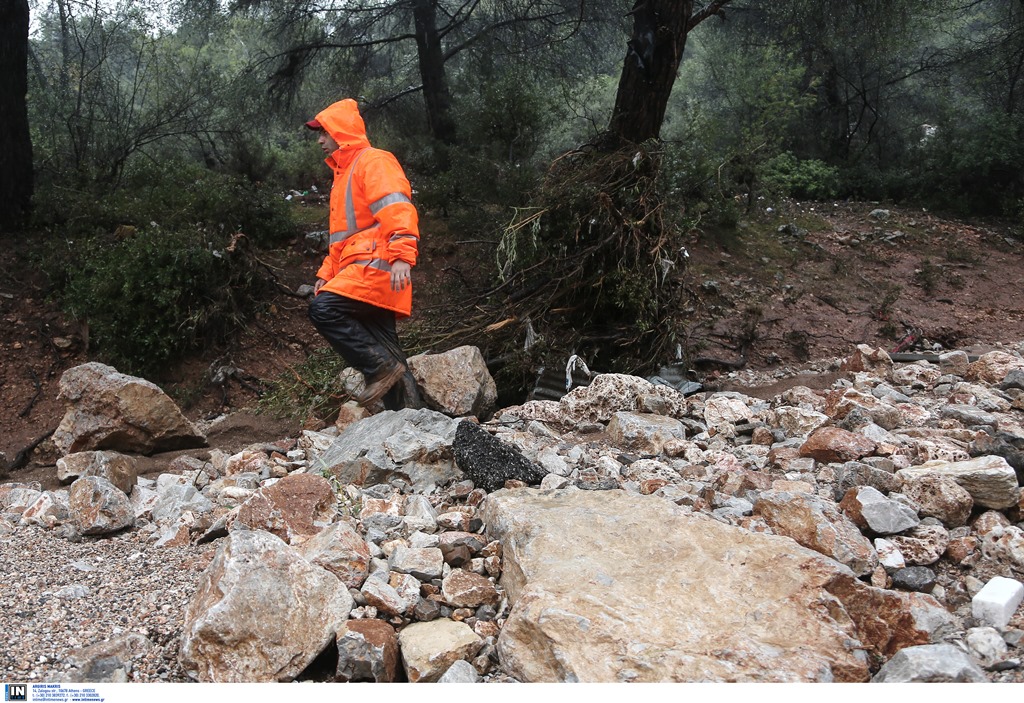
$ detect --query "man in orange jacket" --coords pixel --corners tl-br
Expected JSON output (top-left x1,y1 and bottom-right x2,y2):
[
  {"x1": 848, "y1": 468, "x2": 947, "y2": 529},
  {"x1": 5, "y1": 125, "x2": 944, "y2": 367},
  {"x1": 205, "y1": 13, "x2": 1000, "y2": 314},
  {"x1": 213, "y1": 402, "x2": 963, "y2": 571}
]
[{"x1": 306, "y1": 99, "x2": 420, "y2": 408}]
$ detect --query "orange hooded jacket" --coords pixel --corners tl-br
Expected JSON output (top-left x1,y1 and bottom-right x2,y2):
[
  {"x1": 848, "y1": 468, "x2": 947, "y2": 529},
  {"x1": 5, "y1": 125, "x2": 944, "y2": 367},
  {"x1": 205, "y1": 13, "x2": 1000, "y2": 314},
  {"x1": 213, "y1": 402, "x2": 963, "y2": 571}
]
[{"x1": 313, "y1": 99, "x2": 419, "y2": 318}]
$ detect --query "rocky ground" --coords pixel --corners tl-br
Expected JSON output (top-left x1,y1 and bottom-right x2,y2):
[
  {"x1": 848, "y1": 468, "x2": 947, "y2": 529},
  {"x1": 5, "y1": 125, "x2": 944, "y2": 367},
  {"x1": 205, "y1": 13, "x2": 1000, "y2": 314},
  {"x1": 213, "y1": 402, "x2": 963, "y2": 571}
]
[
  {"x1": 2, "y1": 200, "x2": 1024, "y2": 684},
  {"x1": 1, "y1": 342, "x2": 1024, "y2": 683}
]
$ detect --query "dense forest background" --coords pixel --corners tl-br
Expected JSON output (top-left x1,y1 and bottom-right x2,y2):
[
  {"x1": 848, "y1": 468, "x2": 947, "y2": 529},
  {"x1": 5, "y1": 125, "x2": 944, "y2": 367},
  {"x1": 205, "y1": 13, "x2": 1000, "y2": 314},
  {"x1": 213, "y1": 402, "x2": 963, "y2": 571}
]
[{"x1": 1, "y1": 0, "x2": 1022, "y2": 388}]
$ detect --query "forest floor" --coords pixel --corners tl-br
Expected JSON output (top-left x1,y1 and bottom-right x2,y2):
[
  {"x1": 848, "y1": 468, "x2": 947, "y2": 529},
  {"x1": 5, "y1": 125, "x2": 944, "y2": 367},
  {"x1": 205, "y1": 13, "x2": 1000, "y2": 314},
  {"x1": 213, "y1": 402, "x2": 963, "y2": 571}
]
[{"x1": 2, "y1": 198, "x2": 1023, "y2": 485}]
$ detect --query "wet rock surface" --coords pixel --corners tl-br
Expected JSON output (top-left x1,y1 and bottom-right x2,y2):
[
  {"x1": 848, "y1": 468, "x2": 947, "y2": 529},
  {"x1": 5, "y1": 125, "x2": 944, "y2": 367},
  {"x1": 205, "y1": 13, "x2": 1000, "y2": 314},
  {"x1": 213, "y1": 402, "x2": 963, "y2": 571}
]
[{"x1": 3, "y1": 344, "x2": 1024, "y2": 683}]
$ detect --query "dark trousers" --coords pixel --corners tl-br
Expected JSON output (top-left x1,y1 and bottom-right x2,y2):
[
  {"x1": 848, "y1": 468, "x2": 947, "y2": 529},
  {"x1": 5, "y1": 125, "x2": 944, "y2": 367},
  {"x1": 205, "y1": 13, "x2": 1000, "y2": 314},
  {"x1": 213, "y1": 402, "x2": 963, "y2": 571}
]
[{"x1": 307, "y1": 291, "x2": 420, "y2": 410}]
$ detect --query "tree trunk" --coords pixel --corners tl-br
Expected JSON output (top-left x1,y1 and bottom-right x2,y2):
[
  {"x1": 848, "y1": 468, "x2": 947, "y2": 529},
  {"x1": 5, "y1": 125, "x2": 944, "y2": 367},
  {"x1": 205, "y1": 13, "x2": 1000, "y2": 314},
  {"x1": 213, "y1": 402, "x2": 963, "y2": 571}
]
[
  {"x1": 412, "y1": 0, "x2": 457, "y2": 146},
  {"x1": 0, "y1": 0, "x2": 33, "y2": 231},
  {"x1": 607, "y1": 0, "x2": 695, "y2": 144}
]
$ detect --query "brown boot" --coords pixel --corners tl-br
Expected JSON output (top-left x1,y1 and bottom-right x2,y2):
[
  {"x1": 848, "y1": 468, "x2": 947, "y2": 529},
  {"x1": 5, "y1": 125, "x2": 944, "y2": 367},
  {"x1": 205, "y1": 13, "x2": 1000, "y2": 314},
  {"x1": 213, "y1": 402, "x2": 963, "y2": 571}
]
[{"x1": 357, "y1": 362, "x2": 406, "y2": 407}]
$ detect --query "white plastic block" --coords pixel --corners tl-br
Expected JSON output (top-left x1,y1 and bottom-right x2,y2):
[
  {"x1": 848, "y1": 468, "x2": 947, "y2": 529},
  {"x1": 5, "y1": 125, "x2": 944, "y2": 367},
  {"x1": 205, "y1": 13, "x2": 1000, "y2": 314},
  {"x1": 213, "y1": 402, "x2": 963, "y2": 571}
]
[{"x1": 972, "y1": 576, "x2": 1024, "y2": 628}]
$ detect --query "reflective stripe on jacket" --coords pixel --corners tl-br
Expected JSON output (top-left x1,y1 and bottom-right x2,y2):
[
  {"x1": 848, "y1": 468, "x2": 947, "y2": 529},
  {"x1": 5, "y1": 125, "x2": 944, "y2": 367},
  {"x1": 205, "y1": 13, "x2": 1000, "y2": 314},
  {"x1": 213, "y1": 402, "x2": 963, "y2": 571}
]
[{"x1": 313, "y1": 99, "x2": 419, "y2": 318}]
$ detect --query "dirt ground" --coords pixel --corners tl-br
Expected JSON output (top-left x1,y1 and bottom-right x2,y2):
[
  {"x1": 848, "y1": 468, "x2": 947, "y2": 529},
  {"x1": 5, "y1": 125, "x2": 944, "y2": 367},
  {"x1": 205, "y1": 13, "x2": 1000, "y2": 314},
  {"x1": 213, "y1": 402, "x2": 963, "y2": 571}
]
[{"x1": 2, "y1": 199, "x2": 1023, "y2": 485}]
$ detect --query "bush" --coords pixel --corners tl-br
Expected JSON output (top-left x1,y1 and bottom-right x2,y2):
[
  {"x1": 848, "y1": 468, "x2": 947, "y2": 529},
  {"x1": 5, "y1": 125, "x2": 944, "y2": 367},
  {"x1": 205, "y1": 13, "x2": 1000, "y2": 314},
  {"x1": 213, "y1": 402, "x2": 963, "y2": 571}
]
[
  {"x1": 760, "y1": 152, "x2": 841, "y2": 201},
  {"x1": 34, "y1": 160, "x2": 298, "y2": 248},
  {"x1": 61, "y1": 227, "x2": 271, "y2": 376}
]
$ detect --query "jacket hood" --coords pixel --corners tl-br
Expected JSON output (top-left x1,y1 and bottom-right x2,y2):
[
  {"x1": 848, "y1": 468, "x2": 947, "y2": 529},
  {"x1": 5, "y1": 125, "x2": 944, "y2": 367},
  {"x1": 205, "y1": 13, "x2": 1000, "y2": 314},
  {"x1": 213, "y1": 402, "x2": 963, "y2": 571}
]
[{"x1": 314, "y1": 99, "x2": 371, "y2": 151}]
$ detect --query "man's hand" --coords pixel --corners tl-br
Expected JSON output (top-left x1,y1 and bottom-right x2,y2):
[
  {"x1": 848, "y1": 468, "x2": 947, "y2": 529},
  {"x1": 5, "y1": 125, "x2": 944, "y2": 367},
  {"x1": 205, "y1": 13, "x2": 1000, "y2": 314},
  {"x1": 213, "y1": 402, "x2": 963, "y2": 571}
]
[
  {"x1": 390, "y1": 261, "x2": 412, "y2": 291},
  {"x1": 314, "y1": 277, "x2": 327, "y2": 294}
]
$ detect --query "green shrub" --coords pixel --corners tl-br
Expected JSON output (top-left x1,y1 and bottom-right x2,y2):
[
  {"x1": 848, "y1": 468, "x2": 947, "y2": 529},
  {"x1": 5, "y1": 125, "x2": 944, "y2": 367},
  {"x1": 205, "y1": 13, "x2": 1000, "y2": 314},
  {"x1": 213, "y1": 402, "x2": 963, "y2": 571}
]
[
  {"x1": 760, "y1": 152, "x2": 841, "y2": 201},
  {"x1": 34, "y1": 160, "x2": 298, "y2": 248},
  {"x1": 62, "y1": 227, "x2": 270, "y2": 376}
]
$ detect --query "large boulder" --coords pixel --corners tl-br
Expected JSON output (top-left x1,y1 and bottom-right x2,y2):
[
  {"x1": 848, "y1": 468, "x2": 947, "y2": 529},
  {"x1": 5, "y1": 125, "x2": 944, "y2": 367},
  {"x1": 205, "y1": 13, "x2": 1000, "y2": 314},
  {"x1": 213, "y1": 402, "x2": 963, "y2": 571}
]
[
  {"x1": 897, "y1": 455, "x2": 1020, "y2": 509},
  {"x1": 408, "y1": 346, "x2": 498, "y2": 418},
  {"x1": 483, "y1": 489, "x2": 949, "y2": 682},
  {"x1": 180, "y1": 530, "x2": 353, "y2": 682},
  {"x1": 53, "y1": 363, "x2": 206, "y2": 455},
  {"x1": 314, "y1": 408, "x2": 462, "y2": 492}
]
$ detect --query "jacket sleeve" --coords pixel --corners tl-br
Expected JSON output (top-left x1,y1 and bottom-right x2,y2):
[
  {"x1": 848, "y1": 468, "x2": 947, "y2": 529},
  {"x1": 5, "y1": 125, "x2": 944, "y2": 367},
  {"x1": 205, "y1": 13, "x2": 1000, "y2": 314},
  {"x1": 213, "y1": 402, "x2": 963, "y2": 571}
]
[
  {"x1": 316, "y1": 254, "x2": 337, "y2": 282},
  {"x1": 359, "y1": 151, "x2": 420, "y2": 266}
]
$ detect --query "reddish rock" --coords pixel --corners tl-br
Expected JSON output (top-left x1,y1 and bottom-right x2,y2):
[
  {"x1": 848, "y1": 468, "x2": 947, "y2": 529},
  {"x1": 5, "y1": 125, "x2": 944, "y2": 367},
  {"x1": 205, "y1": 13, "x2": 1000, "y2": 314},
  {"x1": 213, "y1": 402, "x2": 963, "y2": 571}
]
[
  {"x1": 900, "y1": 474, "x2": 973, "y2": 528},
  {"x1": 768, "y1": 446, "x2": 802, "y2": 467},
  {"x1": 754, "y1": 490, "x2": 877, "y2": 576},
  {"x1": 298, "y1": 520, "x2": 371, "y2": 589},
  {"x1": 335, "y1": 619, "x2": 399, "y2": 682},
  {"x1": 824, "y1": 389, "x2": 901, "y2": 430},
  {"x1": 840, "y1": 345, "x2": 893, "y2": 375},
  {"x1": 824, "y1": 575, "x2": 953, "y2": 662},
  {"x1": 641, "y1": 479, "x2": 669, "y2": 495},
  {"x1": 972, "y1": 510, "x2": 1011, "y2": 536},
  {"x1": 945, "y1": 536, "x2": 979, "y2": 564},
  {"x1": 799, "y1": 427, "x2": 876, "y2": 463},
  {"x1": 752, "y1": 427, "x2": 775, "y2": 446},
  {"x1": 235, "y1": 473, "x2": 336, "y2": 544},
  {"x1": 442, "y1": 569, "x2": 500, "y2": 608},
  {"x1": 712, "y1": 469, "x2": 772, "y2": 496},
  {"x1": 888, "y1": 524, "x2": 949, "y2": 566},
  {"x1": 68, "y1": 476, "x2": 134, "y2": 535},
  {"x1": 965, "y1": 351, "x2": 1024, "y2": 385}
]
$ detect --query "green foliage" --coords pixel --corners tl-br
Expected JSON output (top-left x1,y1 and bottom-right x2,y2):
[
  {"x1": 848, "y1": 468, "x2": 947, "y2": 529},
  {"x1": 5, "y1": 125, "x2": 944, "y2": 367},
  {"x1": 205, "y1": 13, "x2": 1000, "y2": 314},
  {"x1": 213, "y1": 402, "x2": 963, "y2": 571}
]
[
  {"x1": 759, "y1": 152, "x2": 840, "y2": 201},
  {"x1": 61, "y1": 226, "x2": 271, "y2": 376},
  {"x1": 35, "y1": 160, "x2": 297, "y2": 248},
  {"x1": 908, "y1": 112, "x2": 1024, "y2": 215},
  {"x1": 258, "y1": 347, "x2": 349, "y2": 421}
]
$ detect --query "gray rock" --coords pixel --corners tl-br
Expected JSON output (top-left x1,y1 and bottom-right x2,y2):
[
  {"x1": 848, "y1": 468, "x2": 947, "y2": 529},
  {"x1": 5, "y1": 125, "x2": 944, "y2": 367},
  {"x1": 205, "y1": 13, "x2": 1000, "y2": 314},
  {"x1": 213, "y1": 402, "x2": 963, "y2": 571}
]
[
  {"x1": 606, "y1": 411, "x2": 686, "y2": 454},
  {"x1": 966, "y1": 627, "x2": 1009, "y2": 669},
  {"x1": 940, "y1": 404, "x2": 999, "y2": 428},
  {"x1": 389, "y1": 546, "x2": 444, "y2": 581},
  {"x1": 897, "y1": 455, "x2": 1020, "y2": 510},
  {"x1": 437, "y1": 658, "x2": 480, "y2": 683},
  {"x1": 315, "y1": 408, "x2": 462, "y2": 492},
  {"x1": 872, "y1": 643, "x2": 987, "y2": 682},
  {"x1": 60, "y1": 634, "x2": 154, "y2": 683},
  {"x1": 839, "y1": 485, "x2": 920, "y2": 535},
  {"x1": 180, "y1": 529, "x2": 353, "y2": 682},
  {"x1": 57, "y1": 451, "x2": 138, "y2": 494},
  {"x1": 999, "y1": 368, "x2": 1024, "y2": 391},
  {"x1": 833, "y1": 462, "x2": 900, "y2": 500}
]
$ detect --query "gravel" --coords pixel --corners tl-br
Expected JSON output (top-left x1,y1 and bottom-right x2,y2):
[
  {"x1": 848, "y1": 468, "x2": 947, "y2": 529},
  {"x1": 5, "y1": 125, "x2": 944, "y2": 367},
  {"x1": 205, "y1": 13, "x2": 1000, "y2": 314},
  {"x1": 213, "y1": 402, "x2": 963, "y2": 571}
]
[{"x1": 0, "y1": 515, "x2": 212, "y2": 683}]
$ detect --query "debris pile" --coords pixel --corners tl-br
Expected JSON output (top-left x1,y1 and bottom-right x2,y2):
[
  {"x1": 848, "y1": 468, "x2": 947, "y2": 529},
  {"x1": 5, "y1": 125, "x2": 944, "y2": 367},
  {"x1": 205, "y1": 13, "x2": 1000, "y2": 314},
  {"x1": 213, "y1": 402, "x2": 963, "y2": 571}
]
[{"x1": 2, "y1": 343, "x2": 1024, "y2": 682}]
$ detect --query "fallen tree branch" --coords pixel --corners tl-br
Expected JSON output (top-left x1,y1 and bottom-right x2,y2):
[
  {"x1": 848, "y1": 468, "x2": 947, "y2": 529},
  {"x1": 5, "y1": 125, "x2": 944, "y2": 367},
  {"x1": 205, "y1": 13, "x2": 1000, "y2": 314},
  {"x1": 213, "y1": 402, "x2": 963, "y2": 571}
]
[
  {"x1": 18, "y1": 369, "x2": 42, "y2": 418},
  {"x1": 7, "y1": 428, "x2": 56, "y2": 471}
]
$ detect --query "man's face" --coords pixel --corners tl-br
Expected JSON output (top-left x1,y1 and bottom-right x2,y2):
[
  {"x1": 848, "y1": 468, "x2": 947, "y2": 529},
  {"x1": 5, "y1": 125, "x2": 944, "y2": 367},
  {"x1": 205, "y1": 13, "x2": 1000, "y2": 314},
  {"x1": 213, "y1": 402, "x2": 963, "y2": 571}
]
[{"x1": 318, "y1": 130, "x2": 340, "y2": 155}]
